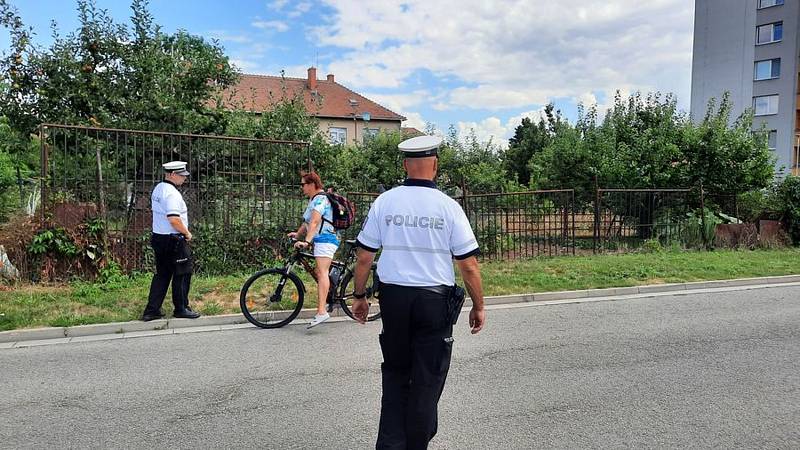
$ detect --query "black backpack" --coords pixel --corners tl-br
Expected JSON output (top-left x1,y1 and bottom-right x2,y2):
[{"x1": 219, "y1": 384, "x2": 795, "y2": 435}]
[{"x1": 314, "y1": 192, "x2": 356, "y2": 230}]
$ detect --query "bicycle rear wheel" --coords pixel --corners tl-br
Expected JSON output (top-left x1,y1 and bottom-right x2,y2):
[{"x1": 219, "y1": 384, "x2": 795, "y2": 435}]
[
  {"x1": 240, "y1": 268, "x2": 304, "y2": 328},
  {"x1": 339, "y1": 266, "x2": 382, "y2": 322}
]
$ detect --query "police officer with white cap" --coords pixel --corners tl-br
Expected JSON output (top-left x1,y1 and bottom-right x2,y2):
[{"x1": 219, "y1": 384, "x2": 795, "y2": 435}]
[
  {"x1": 141, "y1": 161, "x2": 200, "y2": 321},
  {"x1": 352, "y1": 135, "x2": 486, "y2": 449}
]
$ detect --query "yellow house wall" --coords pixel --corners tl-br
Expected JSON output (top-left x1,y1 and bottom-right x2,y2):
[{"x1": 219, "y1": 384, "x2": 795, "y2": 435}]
[{"x1": 317, "y1": 118, "x2": 402, "y2": 145}]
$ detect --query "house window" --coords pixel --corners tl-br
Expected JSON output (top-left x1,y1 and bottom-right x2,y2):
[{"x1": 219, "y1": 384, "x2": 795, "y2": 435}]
[
  {"x1": 756, "y1": 22, "x2": 782, "y2": 44},
  {"x1": 363, "y1": 128, "x2": 379, "y2": 142},
  {"x1": 758, "y1": 0, "x2": 784, "y2": 8},
  {"x1": 754, "y1": 58, "x2": 780, "y2": 80},
  {"x1": 753, "y1": 95, "x2": 779, "y2": 116},
  {"x1": 329, "y1": 127, "x2": 347, "y2": 145},
  {"x1": 768, "y1": 130, "x2": 777, "y2": 150}
]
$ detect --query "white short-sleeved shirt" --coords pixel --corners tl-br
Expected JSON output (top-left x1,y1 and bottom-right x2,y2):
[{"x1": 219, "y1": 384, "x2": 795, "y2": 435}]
[
  {"x1": 356, "y1": 179, "x2": 479, "y2": 287},
  {"x1": 151, "y1": 181, "x2": 188, "y2": 234}
]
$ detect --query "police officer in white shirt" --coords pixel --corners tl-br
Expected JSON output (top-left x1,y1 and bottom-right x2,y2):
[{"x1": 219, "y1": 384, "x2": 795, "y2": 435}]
[
  {"x1": 352, "y1": 135, "x2": 486, "y2": 449},
  {"x1": 141, "y1": 161, "x2": 200, "y2": 321}
]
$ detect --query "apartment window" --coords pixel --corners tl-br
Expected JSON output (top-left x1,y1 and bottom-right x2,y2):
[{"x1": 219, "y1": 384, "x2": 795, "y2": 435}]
[
  {"x1": 753, "y1": 95, "x2": 779, "y2": 116},
  {"x1": 756, "y1": 22, "x2": 783, "y2": 44},
  {"x1": 329, "y1": 127, "x2": 347, "y2": 145},
  {"x1": 363, "y1": 128, "x2": 380, "y2": 142},
  {"x1": 758, "y1": 0, "x2": 784, "y2": 8},
  {"x1": 754, "y1": 58, "x2": 781, "y2": 80},
  {"x1": 768, "y1": 130, "x2": 778, "y2": 150}
]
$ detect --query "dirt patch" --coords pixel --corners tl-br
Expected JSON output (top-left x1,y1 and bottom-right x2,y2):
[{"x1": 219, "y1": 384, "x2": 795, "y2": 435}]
[
  {"x1": 1, "y1": 283, "x2": 71, "y2": 296},
  {"x1": 196, "y1": 286, "x2": 240, "y2": 311},
  {"x1": 68, "y1": 303, "x2": 111, "y2": 317}
]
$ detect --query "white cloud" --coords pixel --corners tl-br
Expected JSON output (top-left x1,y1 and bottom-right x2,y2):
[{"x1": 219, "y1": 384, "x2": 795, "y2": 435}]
[
  {"x1": 312, "y1": 0, "x2": 694, "y2": 111},
  {"x1": 208, "y1": 30, "x2": 252, "y2": 44},
  {"x1": 457, "y1": 108, "x2": 550, "y2": 149},
  {"x1": 288, "y1": 2, "x2": 312, "y2": 18},
  {"x1": 402, "y1": 112, "x2": 428, "y2": 131},
  {"x1": 457, "y1": 117, "x2": 506, "y2": 147},
  {"x1": 268, "y1": 0, "x2": 289, "y2": 10},
  {"x1": 231, "y1": 58, "x2": 266, "y2": 73},
  {"x1": 361, "y1": 90, "x2": 430, "y2": 113},
  {"x1": 251, "y1": 20, "x2": 289, "y2": 32}
]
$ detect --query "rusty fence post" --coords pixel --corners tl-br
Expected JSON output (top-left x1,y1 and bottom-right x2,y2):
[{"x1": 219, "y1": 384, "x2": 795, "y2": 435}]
[{"x1": 593, "y1": 175, "x2": 600, "y2": 254}]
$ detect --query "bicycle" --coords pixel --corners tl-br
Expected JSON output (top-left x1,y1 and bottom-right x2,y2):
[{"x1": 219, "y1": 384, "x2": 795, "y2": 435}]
[{"x1": 240, "y1": 238, "x2": 382, "y2": 328}]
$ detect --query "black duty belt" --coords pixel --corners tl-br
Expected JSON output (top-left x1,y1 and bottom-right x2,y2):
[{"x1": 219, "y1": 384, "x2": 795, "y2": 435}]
[
  {"x1": 382, "y1": 283, "x2": 451, "y2": 296},
  {"x1": 152, "y1": 232, "x2": 184, "y2": 239}
]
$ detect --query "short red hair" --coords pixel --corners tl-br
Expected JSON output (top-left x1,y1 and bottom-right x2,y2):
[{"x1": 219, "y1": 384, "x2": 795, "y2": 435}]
[{"x1": 301, "y1": 171, "x2": 323, "y2": 190}]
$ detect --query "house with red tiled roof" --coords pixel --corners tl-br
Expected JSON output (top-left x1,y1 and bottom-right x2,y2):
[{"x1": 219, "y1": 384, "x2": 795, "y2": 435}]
[
  {"x1": 217, "y1": 67, "x2": 406, "y2": 145},
  {"x1": 401, "y1": 127, "x2": 424, "y2": 137}
]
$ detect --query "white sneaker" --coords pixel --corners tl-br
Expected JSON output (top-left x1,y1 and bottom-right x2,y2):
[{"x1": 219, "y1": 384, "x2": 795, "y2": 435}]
[{"x1": 307, "y1": 313, "x2": 330, "y2": 329}]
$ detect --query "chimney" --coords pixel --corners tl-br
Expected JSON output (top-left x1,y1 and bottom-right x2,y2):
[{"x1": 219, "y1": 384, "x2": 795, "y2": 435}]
[
  {"x1": 326, "y1": 74, "x2": 334, "y2": 83},
  {"x1": 307, "y1": 67, "x2": 317, "y2": 90}
]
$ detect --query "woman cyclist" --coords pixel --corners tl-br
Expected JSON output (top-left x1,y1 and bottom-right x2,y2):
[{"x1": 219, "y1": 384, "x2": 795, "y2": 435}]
[{"x1": 288, "y1": 171, "x2": 340, "y2": 328}]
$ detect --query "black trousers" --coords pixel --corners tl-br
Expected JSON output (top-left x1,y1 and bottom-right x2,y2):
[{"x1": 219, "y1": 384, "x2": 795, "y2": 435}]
[
  {"x1": 376, "y1": 284, "x2": 454, "y2": 450},
  {"x1": 143, "y1": 233, "x2": 191, "y2": 315}
]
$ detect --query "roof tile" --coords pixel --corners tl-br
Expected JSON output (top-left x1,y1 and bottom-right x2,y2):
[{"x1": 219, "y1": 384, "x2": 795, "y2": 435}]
[{"x1": 217, "y1": 73, "x2": 406, "y2": 121}]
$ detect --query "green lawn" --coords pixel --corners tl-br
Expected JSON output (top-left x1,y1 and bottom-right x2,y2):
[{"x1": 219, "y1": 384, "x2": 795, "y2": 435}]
[{"x1": 1, "y1": 248, "x2": 799, "y2": 331}]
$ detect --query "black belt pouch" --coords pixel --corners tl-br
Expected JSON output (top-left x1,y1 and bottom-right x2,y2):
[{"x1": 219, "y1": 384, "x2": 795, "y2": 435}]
[
  {"x1": 446, "y1": 285, "x2": 467, "y2": 325},
  {"x1": 173, "y1": 235, "x2": 193, "y2": 275}
]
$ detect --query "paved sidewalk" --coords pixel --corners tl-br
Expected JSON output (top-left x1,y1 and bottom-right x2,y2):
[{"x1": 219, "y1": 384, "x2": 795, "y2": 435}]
[{"x1": 2, "y1": 274, "x2": 799, "y2": 349}]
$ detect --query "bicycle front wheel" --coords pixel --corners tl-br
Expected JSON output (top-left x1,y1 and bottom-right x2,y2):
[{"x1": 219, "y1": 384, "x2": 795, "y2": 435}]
[
  {"x1": 339, "y1": 267, "x2": 382, "y2": 322},
  {"x1": 240, "y1": 268, "x2": 304, "y2": 328}
]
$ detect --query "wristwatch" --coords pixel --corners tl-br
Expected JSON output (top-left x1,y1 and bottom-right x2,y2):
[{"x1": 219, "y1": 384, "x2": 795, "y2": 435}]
[{"x1": 353, "y1": 292, "x2": 367, "y2": 300}]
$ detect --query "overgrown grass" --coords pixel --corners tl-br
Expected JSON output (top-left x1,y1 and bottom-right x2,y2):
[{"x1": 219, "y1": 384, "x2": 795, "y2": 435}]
[{"x1": 2, "y1": 248, "x2": 800, "y2": 331}]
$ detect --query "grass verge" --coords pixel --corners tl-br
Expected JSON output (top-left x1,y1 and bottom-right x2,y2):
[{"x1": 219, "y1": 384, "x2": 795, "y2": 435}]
[{"x1": 1, "y1": 248, "x2": 799, "y2": 331}]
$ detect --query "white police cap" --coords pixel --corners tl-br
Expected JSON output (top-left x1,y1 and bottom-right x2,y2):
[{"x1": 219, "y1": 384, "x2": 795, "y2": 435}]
[
  {"x1": 162, "y1": 160, "x2": 190, "y2": 176},
  {"x1": 398, "y1": 135, "x2": 443, "y2": 158}
]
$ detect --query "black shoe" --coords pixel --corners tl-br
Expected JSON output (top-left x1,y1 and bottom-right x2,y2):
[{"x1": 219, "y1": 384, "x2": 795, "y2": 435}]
[
  {"x1": 173, "y1": 309, "x2": 201, "y2": 319},
  {"x1": 141, "y1": 313, "x2": 164, "y2": 322}
]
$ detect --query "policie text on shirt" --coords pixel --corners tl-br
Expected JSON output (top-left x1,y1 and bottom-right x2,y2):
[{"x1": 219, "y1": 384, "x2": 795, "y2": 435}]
[{"x1": 384, "y1": 214, "x2": 445, "y2": 229}]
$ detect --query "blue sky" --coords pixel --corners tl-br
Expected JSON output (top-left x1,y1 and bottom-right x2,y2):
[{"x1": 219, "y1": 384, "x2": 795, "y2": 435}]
[{"x1": 1, "y1": 0, "x2": 695, "y2": 147}]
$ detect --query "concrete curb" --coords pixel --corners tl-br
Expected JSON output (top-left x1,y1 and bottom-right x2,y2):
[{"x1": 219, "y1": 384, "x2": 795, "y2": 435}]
[{"x1": 2, "y1": 274, "x2": 800, "y2": 347}]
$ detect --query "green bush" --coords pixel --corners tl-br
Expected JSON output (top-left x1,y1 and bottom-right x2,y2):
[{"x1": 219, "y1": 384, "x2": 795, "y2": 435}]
[
  {"x1": 771, "y1": 175, "x2": 800, "y2": 244},
  {"x1": 682, "y1": 209, "x2": 722, "y2": 248},
  {"x1": 641, "y1": 238, "x2": 664, "y2": 253},
  {"x1": 191, "y1": 224, "x2": 281, "y2": 275}
]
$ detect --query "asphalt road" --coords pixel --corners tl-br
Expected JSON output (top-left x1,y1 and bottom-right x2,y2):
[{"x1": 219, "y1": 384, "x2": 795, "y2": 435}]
[{"x1": 1, "y1": 286, "x2": 798, "y2": 449}]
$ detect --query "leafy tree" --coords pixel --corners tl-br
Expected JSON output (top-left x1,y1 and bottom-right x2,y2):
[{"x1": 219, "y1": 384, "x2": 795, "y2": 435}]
[
  {"x1": 770, "y1": 175, "x2": 800, "y2": 243},
  {"x1": 596, "y1": 92, "x2": 686, "y2": 188},
  {"x1": 443, "y1": 127, "x2": 511, "y2": 194},
  {"x1": 504, "y1": 103, "x2": 562, "y2": 186},
  {"x1": 0, "y1": 0, "x2": 238, "y2": 136},
  {"x1": 530, "y1": 91, "x2": 775, "y2": 207},
  {"x1": 529, "y1": 117, "x2": 596, "y2": 204},
  {"x1": 682, "y1": 92, "x2": 775, "y2": 197},
  {"x1": 0, "y1": 115, "x2": 37, "y2": 220}
]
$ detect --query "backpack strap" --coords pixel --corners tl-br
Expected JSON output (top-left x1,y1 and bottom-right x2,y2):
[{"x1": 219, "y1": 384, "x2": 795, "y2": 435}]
[{"x1": 311, "y1": 193, "x2": 334, "y2": 228}]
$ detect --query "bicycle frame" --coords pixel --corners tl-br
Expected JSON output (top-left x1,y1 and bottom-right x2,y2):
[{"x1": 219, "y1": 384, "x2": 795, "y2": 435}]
[
  {"x1": 239, "y1": 238, "x2": 381, "y2": 329},
  {"x1": 280, "y1": 239, "x2": 362, "y2": 303}
]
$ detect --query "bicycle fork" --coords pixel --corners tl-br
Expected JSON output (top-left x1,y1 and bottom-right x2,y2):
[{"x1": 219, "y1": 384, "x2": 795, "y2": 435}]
[{"x1": 269, "y1": 264, "x2": 295, "y2": 304}]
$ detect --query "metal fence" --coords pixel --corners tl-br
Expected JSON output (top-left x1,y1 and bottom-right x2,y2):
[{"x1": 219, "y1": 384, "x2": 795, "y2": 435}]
[
  {"x1": 340, "y1": 190, "x2": 576, "y2": 260},
  {"x1": 593, "y1": 189, "x2": 693, "y2": 252},
  {"x1": 461, "y1": 190, "x2": 575, "y2": 259},
  {"x1": 1, "y1": 123, "x2": 772, "y2": 279},
  {"x1": 38, "y1": 124, "x2": 311, "y2": 273}
]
